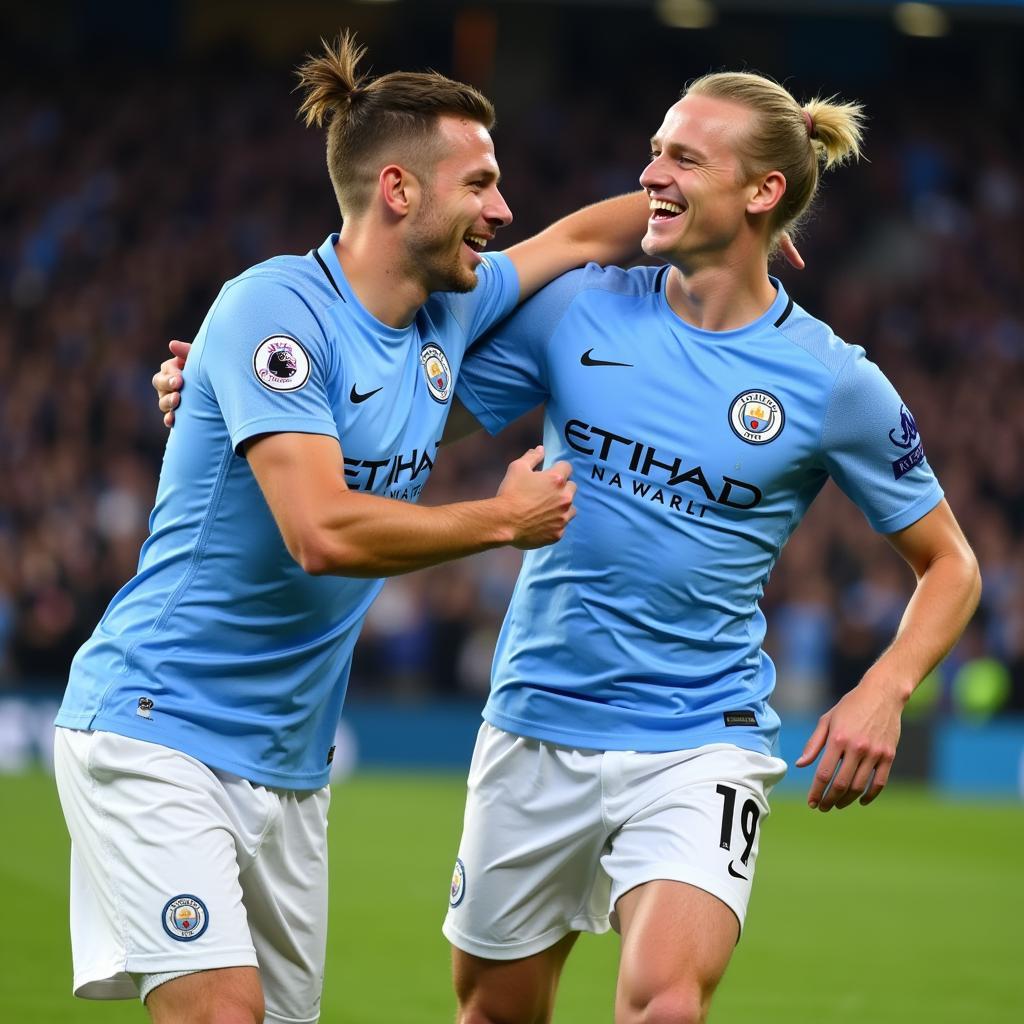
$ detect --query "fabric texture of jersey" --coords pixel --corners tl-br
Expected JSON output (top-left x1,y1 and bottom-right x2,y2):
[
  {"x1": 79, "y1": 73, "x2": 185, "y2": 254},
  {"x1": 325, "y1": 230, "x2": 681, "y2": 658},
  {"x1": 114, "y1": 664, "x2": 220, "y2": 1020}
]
[
  {"x1": 456, "y1": 264, "x2": 943, "y2": 756},
  {"x1": 57, "y1": 237, "x2": 519, "y2": 788}
]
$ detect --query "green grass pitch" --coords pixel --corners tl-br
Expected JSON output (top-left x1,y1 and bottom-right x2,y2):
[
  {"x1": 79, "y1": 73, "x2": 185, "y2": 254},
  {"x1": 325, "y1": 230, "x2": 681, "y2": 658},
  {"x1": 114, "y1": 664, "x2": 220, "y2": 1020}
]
[{"x1": 3, "y1": 771, "x2": 1022, "y2": 1022}]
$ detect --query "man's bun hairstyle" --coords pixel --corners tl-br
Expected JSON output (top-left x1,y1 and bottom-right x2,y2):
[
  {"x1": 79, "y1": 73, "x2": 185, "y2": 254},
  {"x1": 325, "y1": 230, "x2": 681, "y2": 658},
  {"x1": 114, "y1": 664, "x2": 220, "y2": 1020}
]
[{"x1": 296, "y1": 32, "x2": 496, "y2": 218}]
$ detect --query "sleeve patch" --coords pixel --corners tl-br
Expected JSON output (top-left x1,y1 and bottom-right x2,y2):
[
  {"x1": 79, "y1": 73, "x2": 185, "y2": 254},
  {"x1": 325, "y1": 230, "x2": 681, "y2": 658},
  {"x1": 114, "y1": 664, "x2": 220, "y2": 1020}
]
[
  {"x1": 253, "y1": 335, "x2": 311, "y2": 392},
  {"x1": 887, "y1": 404, "x2": 925, "y2": 479}
]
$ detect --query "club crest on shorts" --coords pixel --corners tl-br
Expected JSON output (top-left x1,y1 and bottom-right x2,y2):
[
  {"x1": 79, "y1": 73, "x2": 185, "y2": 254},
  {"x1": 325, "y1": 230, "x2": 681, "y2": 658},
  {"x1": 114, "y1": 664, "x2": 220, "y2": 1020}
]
[
  {"x1": 449, "y1": 858, "x2": 466, "y2": 908},
  {"x1": 253, "y1": 335, "x2": 311, "y2": 392},
  {"x1": 728, "y1": 390, "x2": 785, "y2": 445},
  {"x1": 162, "y1": 895, "x2": 209, "y2": 942},
  {"x1": 421, "y1": 343, "x2": 452, "y2": 403}
]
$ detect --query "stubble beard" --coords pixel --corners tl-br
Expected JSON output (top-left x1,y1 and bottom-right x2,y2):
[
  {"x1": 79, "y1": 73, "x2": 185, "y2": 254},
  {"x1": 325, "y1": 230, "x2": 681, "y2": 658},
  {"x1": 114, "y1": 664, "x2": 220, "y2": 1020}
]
[{"x1": 406, "y1": 201, "x2": 479, "y2": 295}]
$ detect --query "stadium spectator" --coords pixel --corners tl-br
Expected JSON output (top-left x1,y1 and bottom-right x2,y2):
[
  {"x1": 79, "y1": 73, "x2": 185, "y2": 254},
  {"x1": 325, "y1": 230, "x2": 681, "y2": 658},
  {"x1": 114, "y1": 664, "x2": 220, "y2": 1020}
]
[{"x1": 2, "y1": 63, "x2": 1022, "y2": 713}]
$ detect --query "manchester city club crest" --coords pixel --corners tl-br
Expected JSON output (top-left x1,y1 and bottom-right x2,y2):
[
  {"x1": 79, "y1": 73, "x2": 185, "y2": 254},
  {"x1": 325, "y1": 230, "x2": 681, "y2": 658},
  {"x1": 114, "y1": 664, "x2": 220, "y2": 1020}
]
[
  {"x1": 728, "y1": 390, "x2": 785, "y2": 445},
  {"x1": 162, "y1": 894, "x2": 210, "y2": 942},
  {"x1": 253, "y1": 335, "x2": 311, "y2": 392},
  {"x1": 449, "y1": 858, "x2": 466, "y2": 908},
  {"x1": 420, "y1": 343, "x2": 452, "y2": 403}
]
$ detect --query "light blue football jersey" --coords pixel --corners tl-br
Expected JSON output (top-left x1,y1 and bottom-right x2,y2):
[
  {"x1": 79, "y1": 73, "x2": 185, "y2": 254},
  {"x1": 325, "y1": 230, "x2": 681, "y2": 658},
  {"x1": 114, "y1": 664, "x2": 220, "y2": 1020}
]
[
  {"x1": 456, "y1": 264, "x2": 943, "y2": 757},
  {"x1": 57, "y1": 236, "x2": 519, "y2": 789}
]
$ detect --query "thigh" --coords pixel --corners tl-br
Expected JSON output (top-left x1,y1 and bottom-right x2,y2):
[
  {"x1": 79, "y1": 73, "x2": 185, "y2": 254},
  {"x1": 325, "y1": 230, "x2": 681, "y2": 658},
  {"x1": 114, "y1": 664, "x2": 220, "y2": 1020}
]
[
  {"x1": 614, "y1": 880, "x2": 737, "y2": 1024},
  {"x1": 603, "y1": 744, "x2": 786, "y2": 936},
  {"x1": 452, "y1": 932, "x2": 579, "y2": 1024},
  {"x1": 240, "y1": 783, "x2": 331, "y2": 1024},
  {"x1": 443, "y1": 724, "x2": 611, "y2": 962},
  {"x1": 145, "y1": 966, "x2": 263, "y2": 1024},
  {"x1": 54, "y1": 728, "x2": 259, "y2": 998}
]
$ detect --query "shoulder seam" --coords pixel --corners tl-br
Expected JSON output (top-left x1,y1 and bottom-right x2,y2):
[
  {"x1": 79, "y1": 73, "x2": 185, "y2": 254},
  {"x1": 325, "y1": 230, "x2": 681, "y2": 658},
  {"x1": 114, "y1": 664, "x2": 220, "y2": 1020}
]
[
  {"x1": 196, "y1": 270, "x2": 333, "y2": 383},
  {"x1": 773, "y1": 308, "x2": 845, "y2": 374},
  {"x1": 817, "y1": 346, "x2": 860, "y2": 456}
]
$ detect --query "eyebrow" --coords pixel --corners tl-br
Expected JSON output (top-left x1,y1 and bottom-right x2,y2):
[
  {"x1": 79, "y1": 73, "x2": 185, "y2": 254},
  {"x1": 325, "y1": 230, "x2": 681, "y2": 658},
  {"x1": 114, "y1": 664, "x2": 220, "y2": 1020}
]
[
  {"x1": 466, "y1": 166, "x2": 501, "y2": 185},
  {"x1": 649, "y1": 137, "x2": 707, "y2": 162}
]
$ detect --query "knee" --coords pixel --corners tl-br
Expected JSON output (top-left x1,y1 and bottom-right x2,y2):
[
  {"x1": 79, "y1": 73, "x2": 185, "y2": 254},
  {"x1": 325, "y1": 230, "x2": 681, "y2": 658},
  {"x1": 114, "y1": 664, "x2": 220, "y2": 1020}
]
[
  {"x1": 457, "y1": 1010, "x2": 494, "y2": 1024},
  {"x1": 457, "y1": 996, "x2": 546, "y2": 1024},
  {"x1": 622, "y1": 986, "x2": 708, "y2": 1024},
  {"x1": 457, "y1": 1005, "x2": 538, "y2": 1024}
]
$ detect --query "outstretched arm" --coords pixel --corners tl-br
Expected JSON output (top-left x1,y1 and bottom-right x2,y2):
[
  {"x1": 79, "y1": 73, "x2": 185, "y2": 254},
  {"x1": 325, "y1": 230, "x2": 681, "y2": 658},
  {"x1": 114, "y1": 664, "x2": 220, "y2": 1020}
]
[
  {"x1": 504, "y1": 192, "x2": 805, "y2": 303},
  {"x1": 504, "y1": 191, "x2": 649, "y2": 301},
  {"x1": 796, "y1": 500, "x2": 981, "y2": 811}
]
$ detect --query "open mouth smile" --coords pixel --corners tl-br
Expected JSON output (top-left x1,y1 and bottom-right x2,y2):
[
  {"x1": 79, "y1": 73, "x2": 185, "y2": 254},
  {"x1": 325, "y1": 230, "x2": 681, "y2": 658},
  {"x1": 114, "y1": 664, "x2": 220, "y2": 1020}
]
[{"x1": 649, "y1": 198, "x2": 686, "y2": 221}]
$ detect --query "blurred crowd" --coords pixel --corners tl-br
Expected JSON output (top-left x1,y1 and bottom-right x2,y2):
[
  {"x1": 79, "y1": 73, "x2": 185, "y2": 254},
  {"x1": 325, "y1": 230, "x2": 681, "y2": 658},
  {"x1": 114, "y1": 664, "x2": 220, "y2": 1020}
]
[{"x1": 2, "y1": 61, "x2": 1022, "y2": 719}]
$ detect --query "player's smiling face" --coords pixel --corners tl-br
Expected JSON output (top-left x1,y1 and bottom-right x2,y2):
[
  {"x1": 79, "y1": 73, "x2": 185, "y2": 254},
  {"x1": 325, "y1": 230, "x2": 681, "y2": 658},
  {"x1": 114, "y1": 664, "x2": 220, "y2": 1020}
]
[
  {"x1": 408, "y1": 116, "x2": 512, "y2": 294},
  {"x1": 640, "y1": 94, "x2": 758, "y2": 267}
]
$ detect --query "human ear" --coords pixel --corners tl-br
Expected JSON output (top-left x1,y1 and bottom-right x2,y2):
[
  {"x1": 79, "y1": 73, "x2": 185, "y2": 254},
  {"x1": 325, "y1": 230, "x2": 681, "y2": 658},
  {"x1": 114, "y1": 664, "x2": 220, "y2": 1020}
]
[
  {"x1": 380, "y1": 165, "x2": 421, "y2": 218},
  {"x1": 748, "y1": 170, "x2": 786, "y2": 216}
]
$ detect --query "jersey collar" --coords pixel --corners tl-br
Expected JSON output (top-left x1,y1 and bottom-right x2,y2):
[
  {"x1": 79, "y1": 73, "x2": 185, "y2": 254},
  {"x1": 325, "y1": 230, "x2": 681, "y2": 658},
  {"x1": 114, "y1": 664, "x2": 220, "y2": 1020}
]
[
  {"x1": 657, "y1": 275, "x2": 792, "y2": 341},
  {"x1": 315, "y1": 234, "x2": 416, "y2": 343}
]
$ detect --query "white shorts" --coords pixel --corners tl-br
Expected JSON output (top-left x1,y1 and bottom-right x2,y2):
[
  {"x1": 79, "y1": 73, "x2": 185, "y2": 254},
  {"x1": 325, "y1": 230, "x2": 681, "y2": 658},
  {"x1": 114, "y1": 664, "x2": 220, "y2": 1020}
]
[
  {"x1": 54, "y1": 728, "x2": 330, "y2": 1023},
  {"x1": 443, "y1": 723, "x2": 786, "y2": 961}
]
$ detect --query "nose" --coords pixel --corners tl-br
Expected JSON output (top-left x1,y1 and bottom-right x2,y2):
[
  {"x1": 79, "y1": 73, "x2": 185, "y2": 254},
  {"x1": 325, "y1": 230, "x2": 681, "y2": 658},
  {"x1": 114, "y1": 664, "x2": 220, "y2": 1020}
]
[
  {"x1": 639, "y1": 157, "x2": 669, "y2": 193},
  {"x1": 485, "y1": 186, "x2": 513, "y2": 229}
]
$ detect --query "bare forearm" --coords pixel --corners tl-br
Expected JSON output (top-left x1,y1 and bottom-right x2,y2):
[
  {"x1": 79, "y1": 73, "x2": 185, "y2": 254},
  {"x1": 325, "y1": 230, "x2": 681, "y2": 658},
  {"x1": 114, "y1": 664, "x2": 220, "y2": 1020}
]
[
  {"x1": 300, "y1": 491, "x2": 512, "y2": 577},
  {"x1": 507, "y1": 191, "x2": 650, "y2": 300},
  {"x1": 862, "y1": 550, "x2": 982, "y2": 702},
  {"x1": 250, "y1": 435, "x2": 572, "y2": 579},
  {"x1": 797, "y1": 503, "x2": 980, "y2": 811},
  {"x1": 538, "y1": 191, "x2": 648, "y2": 267}
]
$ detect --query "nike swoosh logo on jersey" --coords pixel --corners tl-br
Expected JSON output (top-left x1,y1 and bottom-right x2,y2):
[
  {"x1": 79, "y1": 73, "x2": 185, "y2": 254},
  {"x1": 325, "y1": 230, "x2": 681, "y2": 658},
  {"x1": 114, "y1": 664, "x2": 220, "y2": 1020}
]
[
  {"x1": 350, "y1": 384, "x2": 383, "y2": 404},
  {"x1": 580, "y1": 348, "x2": 634, "y2": 368},
  {"x1": 727, "y1": 861, "x2": 748, "y2": 880}
]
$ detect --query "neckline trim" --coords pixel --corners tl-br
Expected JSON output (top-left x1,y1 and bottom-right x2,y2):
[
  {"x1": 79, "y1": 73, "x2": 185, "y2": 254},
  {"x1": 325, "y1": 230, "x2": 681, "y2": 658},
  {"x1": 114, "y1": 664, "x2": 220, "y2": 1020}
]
[{"x1": 314, "y1": 250, "x2": 345, "y2": 301}]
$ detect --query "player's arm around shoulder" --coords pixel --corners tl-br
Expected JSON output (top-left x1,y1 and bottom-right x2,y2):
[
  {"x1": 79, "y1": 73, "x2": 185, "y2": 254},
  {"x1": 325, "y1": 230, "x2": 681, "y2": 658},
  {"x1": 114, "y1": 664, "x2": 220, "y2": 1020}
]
[
  {"x1": 244, "y1": 433, "x2": 576, "y2": 578},
  {"x1": 797, "y1": 500, "x2": 980, "y2": 811},
  {"x1": 502, "y1": 192, "x2": 805, "y2": 302},
  {"x1": 504, "y1": 191, "x2": 649, "y2": 301}
]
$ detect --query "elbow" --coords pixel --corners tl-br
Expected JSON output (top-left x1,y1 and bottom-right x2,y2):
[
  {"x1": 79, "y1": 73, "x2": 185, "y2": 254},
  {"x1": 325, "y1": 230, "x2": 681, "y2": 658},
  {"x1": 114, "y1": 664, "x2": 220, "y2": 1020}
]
[
  {"x1": 296, "y1": 545, "x2": 335, "y2": 577},
  {"x1": 285, "y1": 528, "x2": 340, "y2": 577},
  {"x1": 946, "y1": 539, "x2": 982, "y2": 616},
  {"x1": 287, "y1": 530, "x2": 376, "y2": 578},
  {"x1": 966, "y1": 550, "x2": 983, "y2": 613}
]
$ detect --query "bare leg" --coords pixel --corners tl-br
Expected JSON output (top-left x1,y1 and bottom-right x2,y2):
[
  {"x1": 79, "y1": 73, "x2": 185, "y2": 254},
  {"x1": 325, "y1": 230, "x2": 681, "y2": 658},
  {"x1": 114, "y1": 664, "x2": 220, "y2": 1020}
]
[
  {"x1": 146, "y1": 966, "x2": 264, "y2": 1024},
  {"x1": 614, "y1": 881, "x2": 739, "y2": 1024},
  {"x1": 452, "y1": 931, "x2": 579, "y2": 1024}
]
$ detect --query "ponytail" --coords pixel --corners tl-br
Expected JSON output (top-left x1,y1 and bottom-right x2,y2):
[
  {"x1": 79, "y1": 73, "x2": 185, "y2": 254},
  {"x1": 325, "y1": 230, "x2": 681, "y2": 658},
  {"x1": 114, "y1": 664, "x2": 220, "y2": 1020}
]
[
  {"x1": 295, "y1": 31, "x2": 368, "y2": 129},
  {"x1": 802, "y1": 97, "x2": 865, "y2": 171},
  {"x1": 686, "y1": 72, "x2": 865, "y2": 239},
  {"x1": 293, "y1": 31, "x2": 495, "y2": 218}
]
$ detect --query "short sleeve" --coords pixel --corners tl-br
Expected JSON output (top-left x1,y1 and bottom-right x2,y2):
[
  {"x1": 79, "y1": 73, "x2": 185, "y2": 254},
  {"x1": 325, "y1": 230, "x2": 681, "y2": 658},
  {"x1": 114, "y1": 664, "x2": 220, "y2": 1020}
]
[
  {"x1": 821, "y1": 347, "x2": 943, "y2": 533},
  {"x1": 195, "y1": 274, "x2": 339, "y2": 453},
  {"x1": 456, "y1": 269, "x2": 586, "y2": 435},
  {"x1": 442, "y1": 251, "x2": 521, "y2": 343}
]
